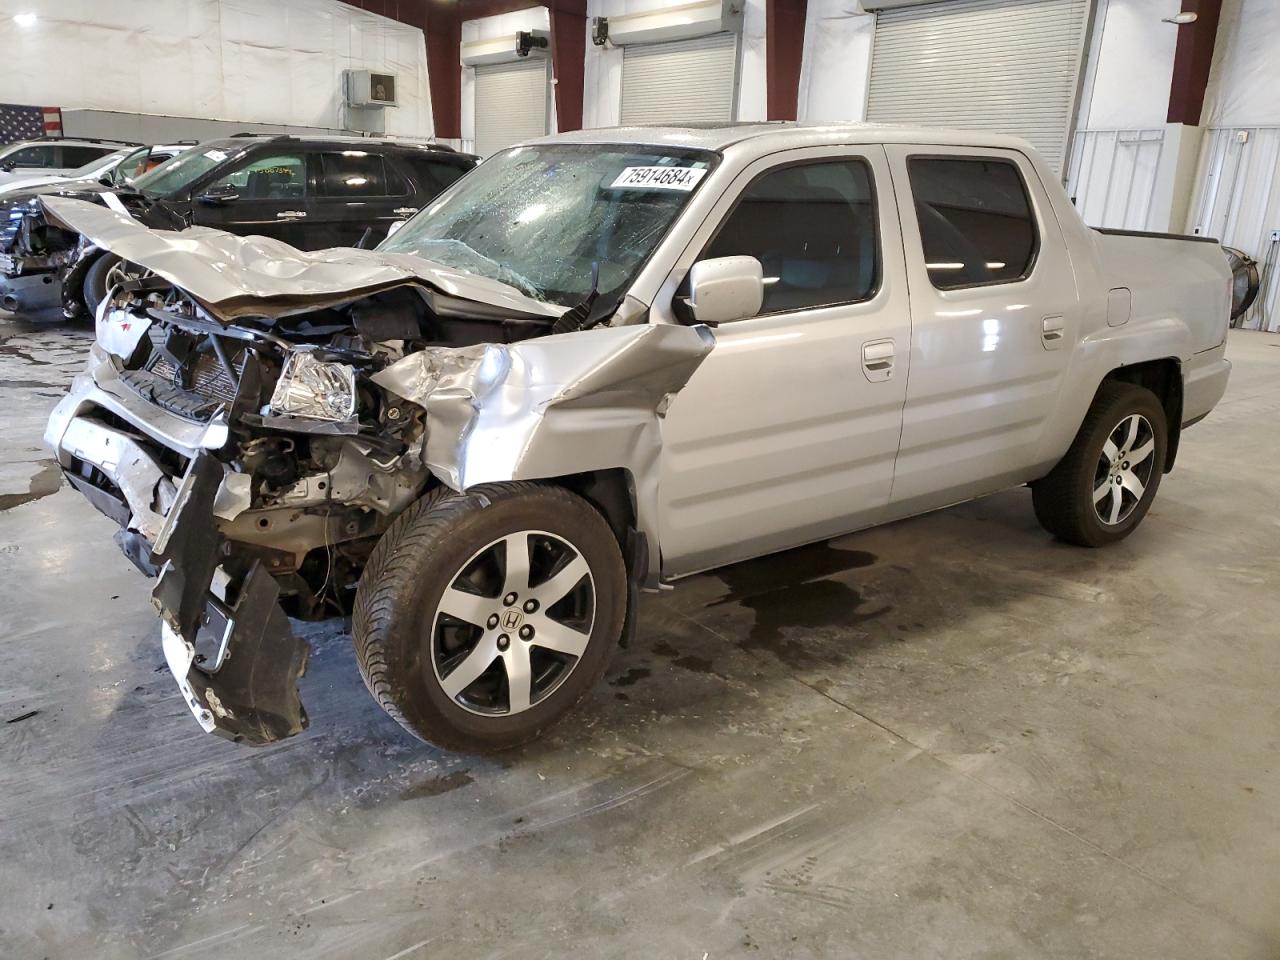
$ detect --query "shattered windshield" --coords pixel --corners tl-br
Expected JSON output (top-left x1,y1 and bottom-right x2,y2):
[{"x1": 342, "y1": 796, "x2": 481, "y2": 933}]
[
  {"x1": 379, "y1": 143, "x2": 717, "y2": 309},
  {"x1": 132, "y1": 141, "x2": 242, "y2": 198}
]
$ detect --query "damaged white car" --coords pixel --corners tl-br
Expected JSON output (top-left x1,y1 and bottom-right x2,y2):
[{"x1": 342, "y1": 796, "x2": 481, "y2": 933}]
[{"x1": 44, "y1": 125, "x2": 1234, "y2": 751}]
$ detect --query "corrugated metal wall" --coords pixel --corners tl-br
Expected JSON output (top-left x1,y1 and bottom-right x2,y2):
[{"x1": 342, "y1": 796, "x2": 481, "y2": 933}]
[
  {"x1": 1066, "y1": 128, "x2": 1166, "y2": 230},
  {"x1": 1191, "y1": 126, "x2": 1280, "y2": 332}
]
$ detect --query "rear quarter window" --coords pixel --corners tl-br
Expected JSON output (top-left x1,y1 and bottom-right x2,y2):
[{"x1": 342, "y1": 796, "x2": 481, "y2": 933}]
[
  {"x1": 403, "y1": 156, "x2": 469, "y2": 199},
  {"x1": 908, "y1": 156, "x2": 1038, "y2": 290}
]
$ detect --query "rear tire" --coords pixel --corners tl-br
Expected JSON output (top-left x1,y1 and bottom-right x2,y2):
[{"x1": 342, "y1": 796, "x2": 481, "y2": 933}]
[
  {"x1": 352, "y1": 483, "x2": 627, "y2": 752},
  {"x1": 1032, "y1": 381, "x2": 1168, "y2": 547}
]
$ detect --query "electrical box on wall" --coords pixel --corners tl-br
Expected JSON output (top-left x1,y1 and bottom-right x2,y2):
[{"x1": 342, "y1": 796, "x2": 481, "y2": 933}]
[{"x1": 345, "y1": 70, "x2": 397, "y2": 107}]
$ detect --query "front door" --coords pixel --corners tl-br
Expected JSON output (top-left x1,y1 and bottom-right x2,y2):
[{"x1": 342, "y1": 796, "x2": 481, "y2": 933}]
[
  {"x1": 190, "y1": 150, "x2": 311, "y2": 247},
  {"x1": 883, "y1": 146, "x2": 1080, "y2": 515},
  {"x1": 658, "y1": 147, "x2": 911, "y2": 576}
]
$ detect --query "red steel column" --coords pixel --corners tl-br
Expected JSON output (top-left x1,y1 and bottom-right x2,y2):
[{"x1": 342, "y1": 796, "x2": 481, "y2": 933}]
[
  {"x1": 1166, "y1": 0, "x2": 1224, "y2": 126},
  {"x1": 766, "y1": 0, "x2": 808, "y2": 121}
]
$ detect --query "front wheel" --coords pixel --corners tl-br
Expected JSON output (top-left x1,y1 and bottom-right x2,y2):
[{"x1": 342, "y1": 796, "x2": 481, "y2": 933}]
[
  {"x1": 352, "y1": 483, "x2": 627, "y2": 752},
  {"x1": 82, "y1": 253, "x2": 121, "y2": 318},
  {"x1": 1032, "y1": 381, "x2": 1168, "y2": 547}
]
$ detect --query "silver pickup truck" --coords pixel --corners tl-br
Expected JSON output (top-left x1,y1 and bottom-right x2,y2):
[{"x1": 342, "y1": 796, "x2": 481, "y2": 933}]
[{"x1": 43, "y1": 123, "x2": 1234, "y2": 752}]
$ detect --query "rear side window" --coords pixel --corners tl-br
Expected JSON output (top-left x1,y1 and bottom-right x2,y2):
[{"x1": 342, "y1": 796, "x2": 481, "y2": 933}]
[
  {"x1": 4, "y1": 145, "x2": 56, "y2": 168},
  {"x1": 319, "y1": 151, "x2": 397, "y2": 198},
  {"x1": 404, "y1": 156, "x2": 468, "y2": 198},
  {"x1": 908, "y1": 157, "x2": 1038, "y2": 290},
  {"x1": 703, "y1": 159, "x2": 879, "y2": 315},
  {"x1": 62, "y1": 145, "x2": 112, "y2": 166}
]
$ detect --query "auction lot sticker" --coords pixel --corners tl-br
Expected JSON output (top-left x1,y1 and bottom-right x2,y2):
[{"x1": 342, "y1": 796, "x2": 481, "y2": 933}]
[{"x1": 610, "y1": 166, "x2": 707, "y2": 191}]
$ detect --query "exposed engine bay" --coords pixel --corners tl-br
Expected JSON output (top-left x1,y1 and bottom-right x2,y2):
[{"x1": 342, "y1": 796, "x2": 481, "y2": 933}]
[{"x1": 42, "y1": 194, "x2": 714, "y2": 744}]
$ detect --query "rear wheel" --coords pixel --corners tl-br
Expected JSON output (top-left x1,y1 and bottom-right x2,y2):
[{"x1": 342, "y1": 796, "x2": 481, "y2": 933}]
[
  {"x1": 352, "y1": 483, "x2": 626, "y2": 752},
  {"x1": 1032, "y1": 381, "x2": 1168, "y2": 547}
]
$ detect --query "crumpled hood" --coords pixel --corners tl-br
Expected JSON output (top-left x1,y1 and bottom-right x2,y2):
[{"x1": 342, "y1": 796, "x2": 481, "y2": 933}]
[{"x1": 41, "y1": 195, "x2": 565, "y2": 323}]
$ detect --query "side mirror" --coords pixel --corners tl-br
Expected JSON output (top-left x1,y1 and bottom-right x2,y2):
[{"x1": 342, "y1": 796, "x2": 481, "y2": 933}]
[
  {"x1": 197, "y1": 183, "x2": 239, "y2": 204},
  {"x1": 683, "y1": 255, "x2": 764, "y2": 326},
  {"x1": 0, "y1": 161, "x2": 15, "y2": 172}
]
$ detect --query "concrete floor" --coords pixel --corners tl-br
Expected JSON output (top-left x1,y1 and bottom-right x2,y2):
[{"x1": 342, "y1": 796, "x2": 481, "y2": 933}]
[{"x1": 1, "y1": 316, "x2": 1278, "y2": 960}]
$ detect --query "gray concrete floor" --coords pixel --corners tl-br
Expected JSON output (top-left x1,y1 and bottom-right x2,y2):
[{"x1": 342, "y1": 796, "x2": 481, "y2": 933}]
[{"x1": 1, "y1": 317, "x2": 1278, "y2": 960}]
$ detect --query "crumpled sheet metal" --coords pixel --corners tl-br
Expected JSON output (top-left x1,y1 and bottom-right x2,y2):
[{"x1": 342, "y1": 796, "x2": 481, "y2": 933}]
[
  {"x1": 40, "y1": 196, "x2": 562, "y2": 322},
  {"x1": 373, "y1": 323, "x2": 716, "y2": 562}
]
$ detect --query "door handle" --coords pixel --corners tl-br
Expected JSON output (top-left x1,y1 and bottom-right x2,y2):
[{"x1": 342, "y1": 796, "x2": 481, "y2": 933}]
[
  {"x1": 1041, "y1": 315, "x2": 1065, "y2": 350},
  {"x1": 862, "y1": 338, "x2": 895, "y2": 382},
  {"x1": 393, "y1": 206, "x2": 418, "y2": 217},
  {"x1": 276, "y1": 210, "x2": 307, "y2": 219}
]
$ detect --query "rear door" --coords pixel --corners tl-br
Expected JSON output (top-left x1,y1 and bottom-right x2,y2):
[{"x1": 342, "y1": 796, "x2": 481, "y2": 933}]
[
  {"x1": 308, "y1": 149, "x2": 415, "y2": 248},
  {"x1": 658, "y1": 146, "x2": 910, "y2": 575},
  {"x1": 883, "y1": 145, "x2": 1080, "y2": 514},
  {"x1": 190, "y1": 149, "x2": 311, "y2": 247}
]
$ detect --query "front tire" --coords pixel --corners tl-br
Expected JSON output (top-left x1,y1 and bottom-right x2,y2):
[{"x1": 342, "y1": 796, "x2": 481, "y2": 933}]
[
  {"x1": 82, "y1": 253, "x2": 121, "y2": 318},
  {"x1": 352, "y1": 483, "x2": 627, "y2": 752},
  {"x1": 1032, "y1": 381, "x2": 1168, "y2": 547}
]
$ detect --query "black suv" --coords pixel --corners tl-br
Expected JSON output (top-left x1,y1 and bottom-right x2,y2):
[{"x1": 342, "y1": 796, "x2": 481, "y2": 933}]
[{"x1": 2, "y1": 134, "x2": 478, "y2": 317}]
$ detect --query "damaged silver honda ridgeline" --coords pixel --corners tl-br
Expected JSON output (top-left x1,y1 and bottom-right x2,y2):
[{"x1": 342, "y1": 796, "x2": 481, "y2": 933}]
[{"x1": 44, "y1": 140, "x2": 718, "y2": 751}]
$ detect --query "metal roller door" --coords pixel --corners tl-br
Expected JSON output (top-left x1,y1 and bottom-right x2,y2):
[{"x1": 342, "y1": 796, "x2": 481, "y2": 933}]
[
  {"x1": 866, "y1": 0, "x2": 1090, "y2": 174},
  {"x1": 474, "y1": 58, "x2": 549, "y2": 157},
  {"x1": 621, "y1": 32, "x2": 738, "y2": 126}
]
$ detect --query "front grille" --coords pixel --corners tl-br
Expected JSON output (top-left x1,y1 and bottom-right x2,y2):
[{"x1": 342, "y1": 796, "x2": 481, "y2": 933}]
[{"x1": 148, "y1": 351, "x2": 240, "y2": 405}]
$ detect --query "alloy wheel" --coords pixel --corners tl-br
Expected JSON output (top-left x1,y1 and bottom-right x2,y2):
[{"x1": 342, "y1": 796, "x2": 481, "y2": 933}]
[
  {"x1": 1093, "y1": 413, "x2": 1156, "y2": 526},
  {"x1": 430, "y1": 530, "x2": 595, "y2": 716}
]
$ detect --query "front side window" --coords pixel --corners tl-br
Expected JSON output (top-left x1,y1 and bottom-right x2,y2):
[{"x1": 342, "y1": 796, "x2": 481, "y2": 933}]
[
  {"x1": 3, "y1": 145, "x2": 56, "y2": 168},
  {"x1": 908, "y1": 157, "x2": 1038, "y2": 290},
  {"x1": 211, "y1": 153, "x2": 307, "y2": 200},
  {"x1": 319, "y1": 151, "x2": 395, "y2": 198},
  {"x1": 380, "y1": 143, "x2": 716, "y2": 309},
  {"x1": 703, "y1": 159, "x2": 879, "y2": 315},
  {"x1": 134, "y1": 141, "x2": 244, "y2": 198}
]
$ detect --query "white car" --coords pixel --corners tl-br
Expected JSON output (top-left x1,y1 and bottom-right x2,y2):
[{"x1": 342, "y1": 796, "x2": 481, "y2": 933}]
[
  {"x1": 0, "y1": 142, "x2": 193, "y2": 197},
  {"x1": 44, "y1": 123, "x2": 1235, "y2": 752},
  {"x1": 0, "y1": 137, "x2": 132, "y2": 186}
]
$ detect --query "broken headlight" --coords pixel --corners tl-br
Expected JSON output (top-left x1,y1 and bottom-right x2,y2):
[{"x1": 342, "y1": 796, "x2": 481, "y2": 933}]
[{"x1": 269, "y1": 351, "x2": 357, "y2": 422}]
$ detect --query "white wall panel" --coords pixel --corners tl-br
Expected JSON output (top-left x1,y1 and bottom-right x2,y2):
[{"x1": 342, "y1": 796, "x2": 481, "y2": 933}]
[
  {"x1": 1066, "y1": 128, "x2": 1166, "y2": 229},
  {"x1": 0, "y1": 0, "x2": 433, "y2": 137},
  {"x1": 1078, "y1": 0, "x2": 1180, "y2": 129},
  {"x1": 797, "y1": 0, "x2": 875, "y2": 122},
  {"x1": 1202, "y1": 0, "x2": 1280, "y2": 127}
]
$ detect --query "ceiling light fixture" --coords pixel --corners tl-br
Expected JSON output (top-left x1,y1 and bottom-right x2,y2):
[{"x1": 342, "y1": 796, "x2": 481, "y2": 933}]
[
  {"x1": 1161, "y1": 11, "x2": 1198, "y2": 24},
  {"x1": 13, "y1": 12, "x2": 37, "y2": 26}
]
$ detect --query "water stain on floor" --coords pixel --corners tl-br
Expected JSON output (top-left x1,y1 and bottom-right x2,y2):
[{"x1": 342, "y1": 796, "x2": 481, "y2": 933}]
[
  {"x1": 0, "y1": 459, "x2": 63, "y2": 512},
  {"x1": 400, "y1": 769, "x2": 474, "y2": 800},
  {"x1": 709, "y1": 542, "x2": 890, "y2": 664}
]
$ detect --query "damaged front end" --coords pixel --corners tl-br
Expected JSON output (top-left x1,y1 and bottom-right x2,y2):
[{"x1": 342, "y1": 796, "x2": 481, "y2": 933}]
[{"x1": 41, "y1": 196, "x2": 713, "y2": 746}]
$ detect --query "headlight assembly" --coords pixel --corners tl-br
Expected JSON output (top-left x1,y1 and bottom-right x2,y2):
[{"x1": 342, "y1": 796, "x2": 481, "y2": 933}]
[{"x1": 269, "y1": 351, "x2": 357, "y2": 422}]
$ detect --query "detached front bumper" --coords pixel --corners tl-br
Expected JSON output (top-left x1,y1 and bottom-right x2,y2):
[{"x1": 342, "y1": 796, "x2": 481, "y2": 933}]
[{"x1": 46, "y1": 354, "x2": 311, "y2": 745}]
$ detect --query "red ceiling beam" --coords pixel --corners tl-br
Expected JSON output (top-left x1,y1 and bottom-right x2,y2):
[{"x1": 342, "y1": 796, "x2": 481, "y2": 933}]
[
  {"x1": 766, "y1": 0, "x2": 807, "y2": 121},
  {"x1": 1166, "y1": 0, "x2": 1223, "y2": 126}
]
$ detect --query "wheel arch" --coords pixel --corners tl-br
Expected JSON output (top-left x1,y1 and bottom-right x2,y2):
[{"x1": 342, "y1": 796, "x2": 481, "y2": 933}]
[{"x1": 1100, "y1": 357, "x2": 1183, "y2": 471}]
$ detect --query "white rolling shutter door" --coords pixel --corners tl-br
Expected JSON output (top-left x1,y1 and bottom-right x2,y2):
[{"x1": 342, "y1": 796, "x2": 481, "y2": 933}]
[
  {"x1": 866, "y1": 0, "x2": 1090, "y2": 173},
  {"x1": 474, "y1": 58, "x2": 549, "y2": 157},
  {"x1": 621, "y1": 32, "x2": 738, "y2": 125}
]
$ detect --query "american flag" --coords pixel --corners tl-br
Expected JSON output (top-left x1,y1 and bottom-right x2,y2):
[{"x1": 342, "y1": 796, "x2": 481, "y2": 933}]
[{"x1": 0, "y1": 103, "x2": 62, "y2": 145}]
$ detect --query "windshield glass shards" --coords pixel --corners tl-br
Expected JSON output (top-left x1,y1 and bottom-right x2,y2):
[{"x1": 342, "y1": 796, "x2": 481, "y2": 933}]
[{"x1": 379, "y1": 143, "x2": 717, "y2": 310}]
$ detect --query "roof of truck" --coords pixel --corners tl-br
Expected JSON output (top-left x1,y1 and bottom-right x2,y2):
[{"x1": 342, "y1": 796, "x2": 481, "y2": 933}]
[{"x1": 532, "y1": 121, "x2": 1039, "y2": 157}]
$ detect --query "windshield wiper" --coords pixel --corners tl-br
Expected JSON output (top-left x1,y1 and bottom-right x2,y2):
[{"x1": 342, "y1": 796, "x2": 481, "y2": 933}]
[{"x1": 551, "y1": 262, "x2": 601, "y2": 335}]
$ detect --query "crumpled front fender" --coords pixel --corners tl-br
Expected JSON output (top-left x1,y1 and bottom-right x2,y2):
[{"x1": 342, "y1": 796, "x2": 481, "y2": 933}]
[{"x1": 371, "y1": 322, "x2": 716, "y2": 577}]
